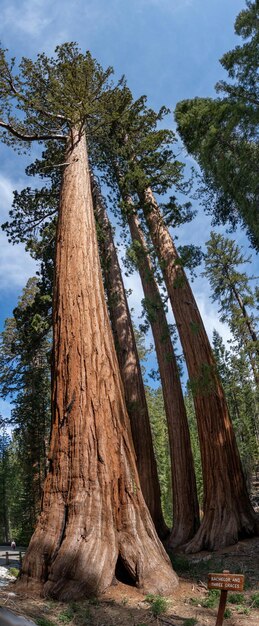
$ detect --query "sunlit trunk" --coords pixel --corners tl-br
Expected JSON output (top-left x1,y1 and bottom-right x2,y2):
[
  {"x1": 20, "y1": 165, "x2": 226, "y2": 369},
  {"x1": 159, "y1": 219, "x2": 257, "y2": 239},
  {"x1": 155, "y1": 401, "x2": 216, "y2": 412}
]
[
  {"x1": 91, "y1": 178, "x2": 168, "y2": 539},
  {"x1": 140, "y1": 186, "x2": 258, "y2": 552},
  {"x1": 18, "y1": 130, "x2": 178, "y2": 599}
]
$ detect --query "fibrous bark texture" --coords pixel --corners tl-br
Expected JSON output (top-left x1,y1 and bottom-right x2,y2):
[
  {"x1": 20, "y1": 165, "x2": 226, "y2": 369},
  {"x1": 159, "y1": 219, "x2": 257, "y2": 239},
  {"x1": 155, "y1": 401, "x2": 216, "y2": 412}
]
[
  {"x1": 124, "y1": 197, "x2": 199, "y2": 547},
  {"x1": 91, "y1": 178, "x2": 168, "y2": 539},
  {"x1": 18, "y1": 130, "x2": 178, "y2": 600},
  {"x1": 140, "y1": 186, "x2": 258, "y2": 552}
]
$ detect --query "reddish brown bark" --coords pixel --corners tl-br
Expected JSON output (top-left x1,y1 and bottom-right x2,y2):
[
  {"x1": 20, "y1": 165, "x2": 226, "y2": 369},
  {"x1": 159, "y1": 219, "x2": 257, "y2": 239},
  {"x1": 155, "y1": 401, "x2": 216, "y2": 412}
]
[
  {"x1": 123, "y1": 196, "x2": 200, "y2": 547},
  {"x1": 18, "y1": 130, "x2": 178, "y2": 599},
  {"x1": 140, "y1": 186, "x2": 258, "y2": 552},
  {"x1": 91, "y1": 178, "x2": 168, "y2": 539}
]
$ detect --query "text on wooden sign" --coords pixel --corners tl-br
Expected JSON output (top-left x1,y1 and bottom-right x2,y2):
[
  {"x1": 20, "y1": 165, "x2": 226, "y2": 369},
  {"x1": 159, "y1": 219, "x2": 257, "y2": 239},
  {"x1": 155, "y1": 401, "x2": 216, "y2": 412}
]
[{"x1": 208, "y1": 572, "x2": 244, "y2": 592}]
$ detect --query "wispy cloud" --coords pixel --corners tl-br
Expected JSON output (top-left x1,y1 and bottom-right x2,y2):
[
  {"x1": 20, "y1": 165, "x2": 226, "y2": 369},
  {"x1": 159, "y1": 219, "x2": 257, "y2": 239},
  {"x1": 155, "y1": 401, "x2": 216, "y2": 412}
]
[{"x1": 1, "y1": 0, "x2": 54, "y2": 37}]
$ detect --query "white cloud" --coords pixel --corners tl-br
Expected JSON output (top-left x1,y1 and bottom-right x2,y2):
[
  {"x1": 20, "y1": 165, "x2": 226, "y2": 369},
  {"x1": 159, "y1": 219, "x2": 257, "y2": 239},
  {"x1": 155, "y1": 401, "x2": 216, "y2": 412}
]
[
  {"x1": 1, "y1": 0, "x2": 54, "y2": 37},
  {"x1": 0, "y1": 173, "x2": 37, "y2": 292}
]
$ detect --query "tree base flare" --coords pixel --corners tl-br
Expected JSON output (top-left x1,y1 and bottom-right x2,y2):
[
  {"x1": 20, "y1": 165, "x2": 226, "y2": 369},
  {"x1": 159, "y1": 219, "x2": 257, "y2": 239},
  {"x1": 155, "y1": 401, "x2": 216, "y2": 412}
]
[{"x1": 182, "y1": 507, "x2": 259, "y2": 553}]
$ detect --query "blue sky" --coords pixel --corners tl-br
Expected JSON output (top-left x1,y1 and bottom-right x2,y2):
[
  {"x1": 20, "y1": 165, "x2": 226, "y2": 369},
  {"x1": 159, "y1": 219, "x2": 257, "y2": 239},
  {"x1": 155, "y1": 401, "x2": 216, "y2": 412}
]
[{"x1": 0, "y1": 0, "x2": 258, "y2": 417}]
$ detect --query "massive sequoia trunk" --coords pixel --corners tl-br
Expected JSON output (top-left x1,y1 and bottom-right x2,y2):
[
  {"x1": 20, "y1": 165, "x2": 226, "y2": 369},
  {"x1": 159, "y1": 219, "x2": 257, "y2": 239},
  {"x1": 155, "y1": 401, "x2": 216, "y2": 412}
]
[
  {"x1": 123, "y1": 196, "x2": 199, "y2": 547},
  {"x1": 18, "y1": 130, "x2": 177, "y2": 599},
  {"x1": 140, "y1": 186, "x2": 258, "y2": 552},
  {"x1": 91, "y1": 178, "x2": 168, "y2": 539}
]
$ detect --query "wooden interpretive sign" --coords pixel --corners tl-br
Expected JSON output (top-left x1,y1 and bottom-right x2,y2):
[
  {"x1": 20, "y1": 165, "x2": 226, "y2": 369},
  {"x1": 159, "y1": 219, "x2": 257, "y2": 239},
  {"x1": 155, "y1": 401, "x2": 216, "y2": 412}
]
[
  {"x1": 208, "y1": 571, "x2": 245, "y2": 626},
  {"x1": 208, "y1": 572, "x2": 245, "y2": 592}
]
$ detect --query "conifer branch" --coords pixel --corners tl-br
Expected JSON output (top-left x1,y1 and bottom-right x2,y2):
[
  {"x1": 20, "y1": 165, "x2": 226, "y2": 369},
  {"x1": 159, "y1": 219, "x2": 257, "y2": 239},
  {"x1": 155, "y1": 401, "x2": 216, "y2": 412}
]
[{"x1": 0, "y1": 119, "x2": 67, "y2": 142}]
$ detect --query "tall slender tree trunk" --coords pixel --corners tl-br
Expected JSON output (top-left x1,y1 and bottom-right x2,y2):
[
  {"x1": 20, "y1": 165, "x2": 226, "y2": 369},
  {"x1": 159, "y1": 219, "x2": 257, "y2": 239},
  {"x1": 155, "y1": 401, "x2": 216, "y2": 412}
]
[
  {"x1": 91, "y1": 177, "x2": 168, "y2": 539},
  {"x1": 122, "y1": 194, "x2": 199, "y2": 547},
  {"x1": 139, "y1": 186, "x2": 258, "y2": 552},
  {"x1": 229, "y1": 281, "x2": 259, "y2": 386},
  {"x1": 18, "y1": 130, "x2": 178, "y2": 599}
]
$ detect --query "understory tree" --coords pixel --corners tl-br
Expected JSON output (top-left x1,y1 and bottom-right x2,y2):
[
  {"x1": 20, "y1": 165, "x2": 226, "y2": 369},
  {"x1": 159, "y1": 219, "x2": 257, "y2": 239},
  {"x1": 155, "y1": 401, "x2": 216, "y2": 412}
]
[
  {"x1": 204, "y1": 232, "x2": 259, "y2": 386},
  {"x1": 0, "y1": 44, "x2": 177, "y2": 598},
  {"x1": 0, "y1": 428, "x2": 11, "y2": 543},
  {"x1": 212, "y1": 330, "x2": 259, "y2": 484}
]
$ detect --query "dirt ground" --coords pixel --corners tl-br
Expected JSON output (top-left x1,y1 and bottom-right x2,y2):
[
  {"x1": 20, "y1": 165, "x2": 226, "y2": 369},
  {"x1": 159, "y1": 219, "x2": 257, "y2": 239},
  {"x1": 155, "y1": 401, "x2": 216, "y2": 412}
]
[{"x1": 0, "y1": 537, "x2": 258, "y2": 626}]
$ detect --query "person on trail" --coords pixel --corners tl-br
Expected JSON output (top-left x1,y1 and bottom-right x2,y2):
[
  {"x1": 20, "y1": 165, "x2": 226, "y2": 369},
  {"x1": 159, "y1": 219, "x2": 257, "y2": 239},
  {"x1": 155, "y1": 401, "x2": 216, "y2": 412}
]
[{"x1": 11, "y1": 541, "x2": 16, "y2": 550}]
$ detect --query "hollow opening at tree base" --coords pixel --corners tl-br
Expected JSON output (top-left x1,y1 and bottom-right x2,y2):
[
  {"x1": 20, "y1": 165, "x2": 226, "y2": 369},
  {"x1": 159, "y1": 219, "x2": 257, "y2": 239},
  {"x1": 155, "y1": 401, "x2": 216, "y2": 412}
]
[{"x1": 115, "y1": 555, "x2": 136, "y2": 587}]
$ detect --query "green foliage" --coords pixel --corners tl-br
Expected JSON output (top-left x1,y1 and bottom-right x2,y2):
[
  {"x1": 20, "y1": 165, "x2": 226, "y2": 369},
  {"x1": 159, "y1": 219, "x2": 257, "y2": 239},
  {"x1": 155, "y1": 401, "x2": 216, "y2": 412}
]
[
  {"x1": 228, "y1": 592, "x2": 245, "y2": 604},
  {"x1": 184, "y1": 389, "x2": 203, "y2": 503},
  {"x1": 189, "y1": 363, "x2": 217, "y2": 397},
  {"x1": 212, "y1": 330, "x2": 258, "y2": 485},
  {"x1": 0, "y1": 278, "x2": 51, "y2": 544},
  {"x1": 145, "y1": 594, "x2": 168, "y2": 616},
  {"x1": 183, "y1": 619, "x2": 197, "y2": 626},
  {"x1": 58, "y1": 607, "x2": 75, "y2": 623},
  {"x1": 8, "y1": 567, "x2": 19, "y2": 577},
  {"x1": 146, "y1": 387, "x2": 172, "y2": 525},
  {"x1": 200, "y1": 590, "x2": 220, "y2": 608},
  {"x1": 204, "y1": 232, "x2": 258, "y2": 383},
  {"x1": 0, "y1": 43, "x2": 117, "y2": 147},
  {"x1": 36, "y1": 619, "x2": 55, "y2": 626},
  {"x1": 224, "y1": 608, "x2": 232, "y2": 618},
  {"x1": 251, "y1": 592, "x2": 259, "y2": 608}
]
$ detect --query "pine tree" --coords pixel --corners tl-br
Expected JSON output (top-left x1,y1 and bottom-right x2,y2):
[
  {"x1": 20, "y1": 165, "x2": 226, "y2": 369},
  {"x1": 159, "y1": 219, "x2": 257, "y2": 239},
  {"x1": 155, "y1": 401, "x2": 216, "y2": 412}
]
[
  {"x1": 212, "y1": 330, "x2": 259, "y2": 488},
  {"x1": 204, "y1": 232, "x2": 259, "y2": 385},
  {"x1": 0, "y1": 428, "x2": 11, "y2": 543},
  {"x1": 0, "y1": 278, "x2": 51, "y2": 541}
]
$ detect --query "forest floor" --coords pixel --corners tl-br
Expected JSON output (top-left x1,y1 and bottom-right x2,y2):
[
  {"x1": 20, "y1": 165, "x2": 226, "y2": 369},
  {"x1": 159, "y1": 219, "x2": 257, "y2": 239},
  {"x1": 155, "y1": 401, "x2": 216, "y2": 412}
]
[{"x1": 0, "y1": 537, "x2": 258, "y2": 626}]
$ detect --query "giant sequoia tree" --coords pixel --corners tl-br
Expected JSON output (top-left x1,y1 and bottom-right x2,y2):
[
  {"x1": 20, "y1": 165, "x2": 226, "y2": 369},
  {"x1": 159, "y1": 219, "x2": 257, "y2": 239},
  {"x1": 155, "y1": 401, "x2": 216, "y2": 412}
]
[
  {"x1": 91, "y1": 177, "x2": 168, "y2": 539},
  {"x1": 0, "y1": 45, "x2": 177, "y2": 598},
  {"x1": 93, "y1": 86, "x2": 259, "y2": 551}
]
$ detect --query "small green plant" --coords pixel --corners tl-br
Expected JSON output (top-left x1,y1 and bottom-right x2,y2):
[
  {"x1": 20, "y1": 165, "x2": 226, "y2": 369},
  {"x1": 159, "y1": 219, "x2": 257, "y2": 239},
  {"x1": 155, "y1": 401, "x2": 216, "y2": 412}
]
[
  {"x1": 8, "y1": 567, "x2": 19, "y2": 577},
  {"x1": 251, "y1": 592, "x2": 259, "y2": 608},
  {"x1": 224, "y1": 608, "x2": 232, "y2": 618},
  {"x1": 145, "y1": 594, "x2": 168, "y2": 616},
  {"x1": 237, "y1": 606, "x2": 250, "y2": 615},
  {"x1": 183, "y1": 619, "x2": 198, "y2": 626},
  {"x1": 36, "y1": 619, "x2": 55, "y2": 626},
  {"x1": 201, "y1": 590, "x2": 220, "y2": 608},
  {"x1": 228, "y1": 592, "x2": 245, "y2": 604},
  {"x1": 58, "y1": 607, "x2": 75, "y2": 623}
]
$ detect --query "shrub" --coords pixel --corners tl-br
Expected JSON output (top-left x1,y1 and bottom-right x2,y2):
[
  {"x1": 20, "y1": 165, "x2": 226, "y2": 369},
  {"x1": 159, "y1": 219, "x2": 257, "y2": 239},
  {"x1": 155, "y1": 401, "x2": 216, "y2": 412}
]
[
  {"x1": 36, "y1": 619, "x2": 55, "y2": 626},
  {"x1": 145, "y1": 594, "x2": 168, "y2": 616},
  {"x1": 8, "y1": 567, "x2": 19, "y2": 577},
  {"x1": 228, "y1": 593, "x2": 245, "y2": 604},
  {"x1": 251, "y1": 592, "x2": 259, "y2": 608}
]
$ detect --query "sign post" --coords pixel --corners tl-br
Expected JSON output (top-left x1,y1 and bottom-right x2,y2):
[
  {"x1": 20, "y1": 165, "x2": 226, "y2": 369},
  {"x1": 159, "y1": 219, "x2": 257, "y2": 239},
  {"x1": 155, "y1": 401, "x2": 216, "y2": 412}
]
[{"x1": 207, "y1": 570, "x2": 245, "y2": 626}]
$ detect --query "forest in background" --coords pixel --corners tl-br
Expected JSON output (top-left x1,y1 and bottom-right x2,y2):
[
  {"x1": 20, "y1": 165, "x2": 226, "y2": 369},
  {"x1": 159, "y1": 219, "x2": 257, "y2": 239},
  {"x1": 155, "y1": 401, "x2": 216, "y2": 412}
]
[{"x1": 0, "y1": 0, "x2": 258, "y2": 599}]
